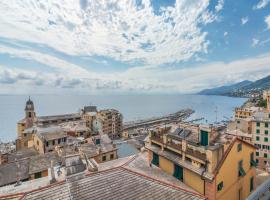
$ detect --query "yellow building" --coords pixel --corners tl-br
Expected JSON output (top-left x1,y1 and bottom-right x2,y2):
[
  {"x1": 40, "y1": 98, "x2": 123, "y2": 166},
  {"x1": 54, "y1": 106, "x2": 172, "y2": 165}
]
[
  {"x1": 32, "y1": 126, "x2": 67, "y2": 154},
  {"x1": 234, "y1": 107, "x2": 258, "y2": 119},
  {"x1": 146, "y1": 124, "x2": 256, "y2": 200}
]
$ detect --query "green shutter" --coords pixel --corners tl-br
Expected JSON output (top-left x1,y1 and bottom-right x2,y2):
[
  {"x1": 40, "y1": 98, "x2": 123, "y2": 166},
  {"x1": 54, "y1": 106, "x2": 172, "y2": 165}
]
[
  {"x1": 173, "y1": 164, "x2": 183, "y2": 181},
  {"x1": 217, "y1": 181, "x2": 223, "y2": 191},
  {"x1": 250, "y1": 177, "x2": 254, "y2": 192},
  {"x1": 152, "y1": 152, "x2": 159, "y2": 166},
  {"x1": 250, "y1": 153, "x2": 257, "y2": 167},
  {"x1": 239, "y1": 160, "x2": 246, "y2": 177},
  {"x1": 200, "y1": 130, "x2": 209, "y2": 146}
]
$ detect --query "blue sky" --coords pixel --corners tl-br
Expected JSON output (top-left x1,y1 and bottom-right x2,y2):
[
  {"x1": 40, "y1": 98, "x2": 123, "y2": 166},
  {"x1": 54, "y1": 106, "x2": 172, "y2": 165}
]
[{"x1": 0, "y1": 0, "x2": 269, "y2": 94}]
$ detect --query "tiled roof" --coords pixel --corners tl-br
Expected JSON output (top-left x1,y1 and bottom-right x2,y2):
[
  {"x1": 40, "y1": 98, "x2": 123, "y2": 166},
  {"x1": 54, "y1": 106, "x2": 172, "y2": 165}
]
[
  {"x1": 37, "y1": 113, "x2": 81, "y2": 122},
  {"x1": 22, "y1": 168, "x2": 205, "y2": 200},
  {"x1": 0, "y1": 159, "x2": 30, "y2": 187}
]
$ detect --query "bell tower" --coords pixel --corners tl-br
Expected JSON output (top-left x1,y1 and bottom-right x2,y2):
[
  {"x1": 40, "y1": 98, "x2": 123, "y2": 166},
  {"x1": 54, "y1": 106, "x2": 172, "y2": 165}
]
[{"x1": 25, "y1": 97, "x2": 36, "y2": 128}]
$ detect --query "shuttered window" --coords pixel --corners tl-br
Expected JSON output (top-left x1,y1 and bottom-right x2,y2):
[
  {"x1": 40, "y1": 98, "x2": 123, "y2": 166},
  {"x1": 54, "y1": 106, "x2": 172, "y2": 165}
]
[
  {"x1": 152, "y1": 152, "x2": 159, "y2": 166},
  {"x1": 173, "y1": 164, "x2": 183, "y2": 181}
]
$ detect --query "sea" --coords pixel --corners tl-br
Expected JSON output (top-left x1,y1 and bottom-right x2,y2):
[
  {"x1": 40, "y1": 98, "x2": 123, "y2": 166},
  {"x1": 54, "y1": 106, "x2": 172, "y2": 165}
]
[{"x1": 0, "y1": 94, "x2": 247, "y2": 143}]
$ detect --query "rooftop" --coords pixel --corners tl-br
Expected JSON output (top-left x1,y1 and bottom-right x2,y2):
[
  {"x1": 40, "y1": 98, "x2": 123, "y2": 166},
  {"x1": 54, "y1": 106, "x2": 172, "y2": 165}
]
[
  {"x1": 35, "y1": 126, "x2": 67, "y2": 141},
  {"x1": 37, "y1": 113, "x2": 81, "y2": 122}
]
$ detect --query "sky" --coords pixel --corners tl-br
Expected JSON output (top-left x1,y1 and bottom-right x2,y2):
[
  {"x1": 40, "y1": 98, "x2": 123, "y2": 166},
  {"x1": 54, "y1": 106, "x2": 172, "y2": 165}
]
[{"x1": 0, "y1": 0, "x2": 270, "y2": 94}]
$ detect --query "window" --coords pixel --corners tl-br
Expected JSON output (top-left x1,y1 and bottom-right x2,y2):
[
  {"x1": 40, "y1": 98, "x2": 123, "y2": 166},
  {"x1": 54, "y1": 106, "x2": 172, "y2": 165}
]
[
  {"x1": 256, "y1": 151, "x2": 259, "y2": 156},
  {"x1": 46, "y1": 141, "x2": 49, "y2": 147},
  {"x1": 200, "y1": 130, "x2": 209, "y2": 146},
  {"x1": 173, "y1": 164, "x2": 183, "y2": 181},
  {"x1": 256, "y1": 129, "x2": 260, "y2": 134},
  {"x1": 265, "y1": 137, "x2": 268, "y2": 142},
  {"x1": 264, "y1": 153, "x2": 268, "y2": 158},
  {"x1": 52, "y1": 140, "x2": 55, "y2": 145},
  {"x1": 265, "y1": 123, "x2": 269, "y2": 128},
  {"x1": 102, "y1": 155, "x2": 106, "y2": 161},
  {"x1": 152, "y1": 152, "x2": 159, "y2": 166},
  {"x1": 250, "y1": 177, "x2": 254, "y2": 192},
  {"x1": 110, "y1": 154, "x2": 114, "y2": 160},
  {"x1": 238, "y1": 160, "x2": 246, "y2": 177},
  {"x1": 237, "y1": 120, "x2": 240, "y2": 124},
  {"x1": 37, "y1": 140, "x2": 39, "y2": 146},
  {"x1": 257, "y1": 122, "x2": 260, "y2": 127},
  {"x1": 265, "y1": 130, "x2": 269, "y2": 135},
  {"x1": 34, "y1": 172, "x2": 42, "y2": 179},
  {"x1": 250, "y1": 153, "x2": 256, "y2": 167},
  {"x1": 256, "y1": 159, "x2": 259, "y2": 164},
  {"x1": 256, "y1": 136, "x2": 260, "y2": 141},
  {"x1": 217, "y1": 181, "x2": 223, "y2": 191},
  {"x1": 96, "y1": 139, "x2": 100, "y2": 145},
  {"x1": 58, "y1": 139, "x2": 61, "y2": 144},
  {"x1": 237, "y1": 143, "x2": 242, "y2": 152}
]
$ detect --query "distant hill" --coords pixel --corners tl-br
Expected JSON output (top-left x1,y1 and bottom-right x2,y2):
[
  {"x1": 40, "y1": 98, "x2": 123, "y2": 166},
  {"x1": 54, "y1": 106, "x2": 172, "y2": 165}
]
[{"x1": 197, "y1": 75, "x2": 270, "y2": 97}]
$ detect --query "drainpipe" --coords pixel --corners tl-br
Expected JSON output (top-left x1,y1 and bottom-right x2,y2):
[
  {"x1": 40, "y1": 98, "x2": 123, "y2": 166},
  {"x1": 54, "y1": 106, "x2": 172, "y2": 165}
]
[{"x1": 200, "y1": 160, "x2": 209, "y2": 196}]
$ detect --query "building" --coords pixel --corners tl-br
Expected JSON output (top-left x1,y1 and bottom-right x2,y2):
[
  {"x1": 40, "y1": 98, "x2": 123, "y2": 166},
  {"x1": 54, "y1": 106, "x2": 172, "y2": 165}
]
[
  {"x1": 16, "y1": 98, "x2": 81, "y2": 151},
  {"x1": 263, "y1": 90, "x2": 270, "y2": 111},
  {"x1": 32, "y1": 126, "x2": 67, "y2": 154},
  {"x1": 60, "y1": 120, "x2": 91, "y2": 138},
  {"x1": 81, "y1": 106, "x2": 98, "y2": 131},
  {"x1": 227, "y1": 118, "x2": 253, "y2": 142},
  {"x1": 79, "y1": 134, "x2": 118, "y2": 163},
  {"x1": 146, "y1": 123, "x2": 257, "y2": 200},
  {"x1": 93, "y1": 109, "x2": 123, "y2": 139},
  {"x1": 234, "y1": 107, "x2": 259, "y2": 119},
  {"x1": 251, "y1": 111, "x2": 270, "y2": 169}
]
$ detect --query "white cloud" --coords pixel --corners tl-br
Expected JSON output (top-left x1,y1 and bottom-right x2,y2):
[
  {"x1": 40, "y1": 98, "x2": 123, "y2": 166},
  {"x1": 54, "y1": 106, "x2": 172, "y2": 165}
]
[
  {"x1": 252, "y1": 38, "x2": 260, "y2": 47},
  {"x1": 1, "y1": 47, "x2": 270, "y2": 94},
  {"x1": 265, "y1": 15, "x2": 270, "y2": 29},
  {"x1": 224, "y1": 32, "x2": 228, "y2": 36},
  {"x1": 241, "y1": 17, "x2": 248, "y2": 25},
  {"x1": 0, "y1": 0, "x2": 216, "y2": 65},
  {"x1": 215, "y1": 0, "x2": 224, "y2": 12},
  {"x1": 253, "y1": 0, "x2": 270, "y2": 9}
]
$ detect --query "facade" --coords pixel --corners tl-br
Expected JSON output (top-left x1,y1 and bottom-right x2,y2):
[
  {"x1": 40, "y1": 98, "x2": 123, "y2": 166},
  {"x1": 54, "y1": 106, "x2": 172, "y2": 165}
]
[
  {"x1": 251, "y1": 111, "x2": 270, "y2": 169},
  {"x1": 234, "y1": 107, "x2": 258, "y2": 119},
  {"x1": 146, "y1": 124, "x2": 256, "y2": 200},
  {"x1": 93, "y1": 109, "x2": 123, "y2": 139},
  {"x1": 81, "y1": 106, "x2": 97, "y2": 131},
  {"x1": 32, "y1": 126, "x2": 67, "y2": 154}
]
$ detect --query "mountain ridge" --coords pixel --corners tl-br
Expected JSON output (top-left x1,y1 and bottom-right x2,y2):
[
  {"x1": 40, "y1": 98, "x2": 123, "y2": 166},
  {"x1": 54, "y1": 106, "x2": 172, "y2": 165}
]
[{"x1": 197, "y1": 75, "x2": 270, "y2": 97}]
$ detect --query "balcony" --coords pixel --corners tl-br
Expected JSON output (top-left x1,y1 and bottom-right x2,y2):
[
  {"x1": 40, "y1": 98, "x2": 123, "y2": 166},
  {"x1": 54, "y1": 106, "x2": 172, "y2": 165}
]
[{"x1": 186, "y1": 148, "x2": 206, "y2": 161}]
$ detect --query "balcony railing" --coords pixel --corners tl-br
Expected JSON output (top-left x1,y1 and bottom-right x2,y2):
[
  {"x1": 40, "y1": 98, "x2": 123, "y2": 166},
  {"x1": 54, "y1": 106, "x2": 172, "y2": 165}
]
[
  {"x1": 186, "y1": 148, "x2": 207, "y2": 161},
  {"x1": 150, "y1": 136, "x2": 207, "y2": 162}
]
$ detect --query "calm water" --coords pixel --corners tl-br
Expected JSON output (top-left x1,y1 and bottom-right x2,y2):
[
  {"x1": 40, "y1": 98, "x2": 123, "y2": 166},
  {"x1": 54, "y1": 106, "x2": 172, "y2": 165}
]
[{"x1": 0, "y1": 94, "x2": 246, "y2": 142}]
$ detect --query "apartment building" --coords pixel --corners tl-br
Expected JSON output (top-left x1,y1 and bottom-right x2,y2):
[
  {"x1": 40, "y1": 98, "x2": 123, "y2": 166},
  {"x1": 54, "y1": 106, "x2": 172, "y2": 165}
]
[
  {"x1": 234, "y1": 107, "x2": 259, "y2": 119},
  {"x1": 146, "y1": 123, "x2": 256, "y2": 200},
  {"x1": 93, "y1": 109, "x2": 123, "y2": 139},
  {"x1": 251, "y1": 111, "x2": 270, "y2": 169}
]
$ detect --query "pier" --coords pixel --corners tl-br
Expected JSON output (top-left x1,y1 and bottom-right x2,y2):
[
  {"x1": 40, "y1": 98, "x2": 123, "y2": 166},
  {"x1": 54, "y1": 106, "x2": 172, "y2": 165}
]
[{"x1": 123, "y1": 108, "x2": 194, "y2": 131}]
